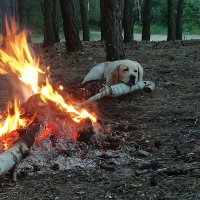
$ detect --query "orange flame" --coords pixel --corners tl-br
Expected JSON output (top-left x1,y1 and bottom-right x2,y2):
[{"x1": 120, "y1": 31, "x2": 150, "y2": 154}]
[
  {"x1": 0, "y1": 19, "x2": 43, "y2": 95},
  {"x1": 40, "y1": 79, "x2": 96, "y2": 123},
  {"x1": 0, "y1": 18, "x2": 96, "y2": 149},
  {"x1": 0, "y1": 99, "x2": 33, "y2": 149}
]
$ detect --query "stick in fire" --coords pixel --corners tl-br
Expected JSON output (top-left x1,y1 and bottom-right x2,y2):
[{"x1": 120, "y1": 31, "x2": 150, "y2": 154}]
[{"x1": 0, "y1": 123, "x2": 40, "y2": 183}]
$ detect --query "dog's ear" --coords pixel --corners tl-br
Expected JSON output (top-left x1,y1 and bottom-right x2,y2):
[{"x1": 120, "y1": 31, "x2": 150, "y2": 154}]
[
  {"x1": 137, "y1": 64, "x2": 143, "y2": 82},
  {"x1": 106, "y1": 64, "x2": 121, "y2": 85}
]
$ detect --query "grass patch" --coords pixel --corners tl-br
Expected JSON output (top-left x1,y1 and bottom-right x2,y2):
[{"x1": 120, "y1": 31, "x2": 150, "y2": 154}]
[
  {"x1": 134, "y1": 24, "x2": 142, "y2": 33},
  {"x1": 135, "y1": 24, "x2": 167, "y2": 35},
  {"x1": 79, "y1": 31, "x2": 101, "y2": 41},
  {"x1": 134, "y1": 24, "x2": 200, "y2": 35},
  {"x1": 151, "y1": 24, "x2": 167, "y2": 35},
  {"x1": 183, "y1": 23, "x2": 200, "y2": 35}
]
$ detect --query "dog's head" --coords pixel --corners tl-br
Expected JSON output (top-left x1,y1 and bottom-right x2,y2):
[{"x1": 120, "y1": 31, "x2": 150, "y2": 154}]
[{"x1": 107, "y1": 60, "x2": 143, "y2": 86}]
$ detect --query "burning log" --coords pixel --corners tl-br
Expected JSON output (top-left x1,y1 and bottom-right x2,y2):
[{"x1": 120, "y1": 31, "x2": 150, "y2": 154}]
[
  {"x1": 77, "y1": 118, "x2": 95, "y2": 144},
  {"x1": 0, "y1": 123, "x2": 40, "y2": 182},
  {"x1": 78, "y1": 81, "x2": 156, "y2": 107},
  {"x1": 0, "y1": 91, "x2": 96, "y2": 182}
]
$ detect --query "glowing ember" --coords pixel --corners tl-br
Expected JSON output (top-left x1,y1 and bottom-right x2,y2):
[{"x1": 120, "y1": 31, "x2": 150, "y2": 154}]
[
  {"x1": 37, "y1": 123, "x2": 63, "y2": 142},
  {"x1": 0, "y1": 18, "x2": 97, "y2": 150},
  {"x1": 71, "y1": 132, "x2": 79, "y2": 141},
  {"x1": 0, "y1": 130, "x2": 19, "y2": 150}
]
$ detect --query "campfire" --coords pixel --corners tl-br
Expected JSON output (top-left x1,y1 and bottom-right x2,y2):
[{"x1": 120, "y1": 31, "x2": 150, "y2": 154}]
[
  {"x1": 0, "y1": 19, "x2": 101, "y2": 182},
  {"x1": 0, "y1": 19, "x2": 97, "y2": 147}
]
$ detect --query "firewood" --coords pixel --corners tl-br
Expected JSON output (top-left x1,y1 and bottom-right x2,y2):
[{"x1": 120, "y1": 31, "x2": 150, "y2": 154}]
[
  {"x1": 78, "y1": 81, "x2": 155, "y2": 107},
  {"x1": 0, "y1": 123, "x2": 40, "y2": 182},
  {"x1": 22, "y1": 94, "x2": 77, "y2": 126}
]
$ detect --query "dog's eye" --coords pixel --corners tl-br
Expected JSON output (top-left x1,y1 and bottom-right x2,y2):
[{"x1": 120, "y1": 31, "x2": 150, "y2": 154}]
[
  {"x1": 134, "y1": 70, "x2": 138, "y2": 72},
  {"x1": 123, "y1": 68, "x2": 128, "y2": 71}
]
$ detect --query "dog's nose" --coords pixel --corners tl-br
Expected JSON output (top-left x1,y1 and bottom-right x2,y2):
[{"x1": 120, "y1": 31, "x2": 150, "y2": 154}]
[{"x1": 129, "y1": 74, "x2": 136, "y2": 83}]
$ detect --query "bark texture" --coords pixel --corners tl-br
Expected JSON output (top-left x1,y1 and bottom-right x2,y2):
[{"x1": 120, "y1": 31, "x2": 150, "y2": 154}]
[
  {"x1": 59, "y1": 0, "x2": 82, "y2": 52},
  {"x1": 167, "y1": 0, "x2": 176, "y2": 41},
  {"x1": 79, "y1": 0, "x2": 90, "y2": 41},
  {"x1": 0, "y1": 0, "x2": 18, "y2": 36},
  {"x1": 142, "y1": 0, "x2": 152, "y2": 41},
  {"x1": 100, "y1": 0, "x2": 107, "y2": 41},
  {"x1": 176, "y1": 0, "x2": 184, "y2": 40},
  {"x1": 43, "y1": 0, "x2": 57, "y2": 46},
  {"x1": 18, "y1": 0, "x2": 26, "y2": 29},
  {"x1": 123, "y1": 0, "x2": 134, "y2": 42},
  {"x1": 104, "y1": 0, "x2": 125, "y2": 61},
  {"x1": 53, "y1": 0, "x2": 60, "y2": 42}
]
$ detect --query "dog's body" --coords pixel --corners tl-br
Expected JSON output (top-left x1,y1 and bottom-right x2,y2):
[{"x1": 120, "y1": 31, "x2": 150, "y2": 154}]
[{"x1": 82, "y1": 59, "x2": 143, "y2": 86}]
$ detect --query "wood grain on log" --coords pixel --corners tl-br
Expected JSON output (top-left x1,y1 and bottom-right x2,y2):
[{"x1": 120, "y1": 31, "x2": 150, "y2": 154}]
[{"x1": 0, "y1": 123, "x2": 40, "y2": 181}]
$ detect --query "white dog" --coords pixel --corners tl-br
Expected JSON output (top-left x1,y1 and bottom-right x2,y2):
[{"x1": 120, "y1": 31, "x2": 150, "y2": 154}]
[{"x1": 82, "y1": 59, "x2": 143, "y2": 86}]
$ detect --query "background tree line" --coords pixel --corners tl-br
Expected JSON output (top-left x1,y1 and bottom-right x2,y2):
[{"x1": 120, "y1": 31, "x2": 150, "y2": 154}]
[
  {"x1": 0, "y1": 0, "x2": 199, "y2": 61},
  {"x1": 1, "y1": 0, "x2": 199, "y2": 37},
  {"x1": 16, "y1": 0, "x2": 200, "y2": 32}
]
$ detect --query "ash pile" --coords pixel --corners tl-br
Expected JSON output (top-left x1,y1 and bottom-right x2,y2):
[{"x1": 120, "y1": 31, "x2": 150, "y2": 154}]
[{"x1": 17, "y1": 118, "x2": 130, "y2": 176}]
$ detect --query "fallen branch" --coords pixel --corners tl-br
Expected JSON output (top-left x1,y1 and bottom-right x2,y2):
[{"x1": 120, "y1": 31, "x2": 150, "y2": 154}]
[
  {"x1": 0, "y1": 123, "x2": 40, "y2": 182},
  {"x1": 78, "y1": 81, "x2": 155, "y2": 107}
]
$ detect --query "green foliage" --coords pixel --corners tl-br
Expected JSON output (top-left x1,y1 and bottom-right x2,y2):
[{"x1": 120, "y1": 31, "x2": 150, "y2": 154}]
[
  {"x1": 3, "y1": 0, "x2": 198, "y2": 37},
  {"x1": 88, "y1": 0, "x2": 100, "y2": 28},
  {"x1": 26, "y1": 0, "x2": 43, "y2": 32},
  {"x1": 150, "y1": 24, "x2": 167, "y2": 34},
  {"x1": 151, "y1": 0, "x2": 200, "y2": 34},
  {"x1": 74, "y1": 0, "x2": 100, "y2": 29},
  {"x1": 151, "y1": 0, "x2": 168, "y2": 26},
  {"x1": 79, "y1": 30, "x2": 100, "y2": 40},
  {"x1": 135, "y1": 24, "x2": 167, "y2": 35},
  {"x1": 184, "y1": 0, "x2": 200, "y2": 26}
]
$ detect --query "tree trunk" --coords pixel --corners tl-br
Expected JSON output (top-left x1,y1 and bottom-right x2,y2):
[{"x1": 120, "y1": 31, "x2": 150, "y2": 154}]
[
  {"x1": 167, "y1": 0, "x2": 176, "y2": 41},
  {"x1": 0, "y1": 0, "x2": 18, "y2": 36},
  {"x1": 43, "y1": 0, "x2": 56, "y2": 46},
  {"x1": 135, "y1": 0, "x2": 144, "y2": 23},
  {"x1": 0, "y1": 0, "x2": 31, "y2": 43},
  {"x1": 18, "y1": 0, "x2": 26, "y2": 29},
  {"x1": 100, "y1": 0, "x2": 107, "y2": 41},
  {"x1": 14, "y1": 0, "x2": 19, "y2": 22},
  {"x1": 142, "y1": 0, "x2": 152, "y2": 41},
  {"x1": 53, "y1": 0, "x2": 60, "y2": 42},
  {"x1": 79, "y1": 0, "x2": 90, "y2": 41},
  {"x1": 104, "y1": 0, "x2": 125, "y2": 61},
  {"x1": 123, "y1": 0, "x2": 134, "y2": 43},
  {"x1": 59, "y1": 0, "x2": 82, "y2": 52},
  {"x1": 176, "y1": 0, "x2": 184, "y2": 40},
  {"x1": 18, "y1": 0, "x2": 31, "y2": 42}
]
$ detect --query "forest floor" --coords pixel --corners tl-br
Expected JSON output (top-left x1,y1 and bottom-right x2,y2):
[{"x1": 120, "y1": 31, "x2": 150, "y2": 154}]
[{"x1": 0, "y1": 40, "x2": 200, "y2": 200}]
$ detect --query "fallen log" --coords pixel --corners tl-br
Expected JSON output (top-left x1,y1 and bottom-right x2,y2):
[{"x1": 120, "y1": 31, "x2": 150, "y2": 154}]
[
  {"x1": 78, "y1": 81, "x2": 156, "y2": 107},
  {"x1": 0, "y1": 123, "x2": 40, "y2": 182}
]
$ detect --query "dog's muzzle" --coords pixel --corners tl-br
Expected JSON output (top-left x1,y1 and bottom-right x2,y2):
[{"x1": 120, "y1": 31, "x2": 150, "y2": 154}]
[{"x1": 128, "y1": 74, "x2": 136, "y2": 85}]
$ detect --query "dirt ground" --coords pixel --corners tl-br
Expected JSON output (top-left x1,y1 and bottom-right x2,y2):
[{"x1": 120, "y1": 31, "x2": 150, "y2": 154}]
[{"x1": 0, "y1": 39, "x2": 200, "y2": 200}]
